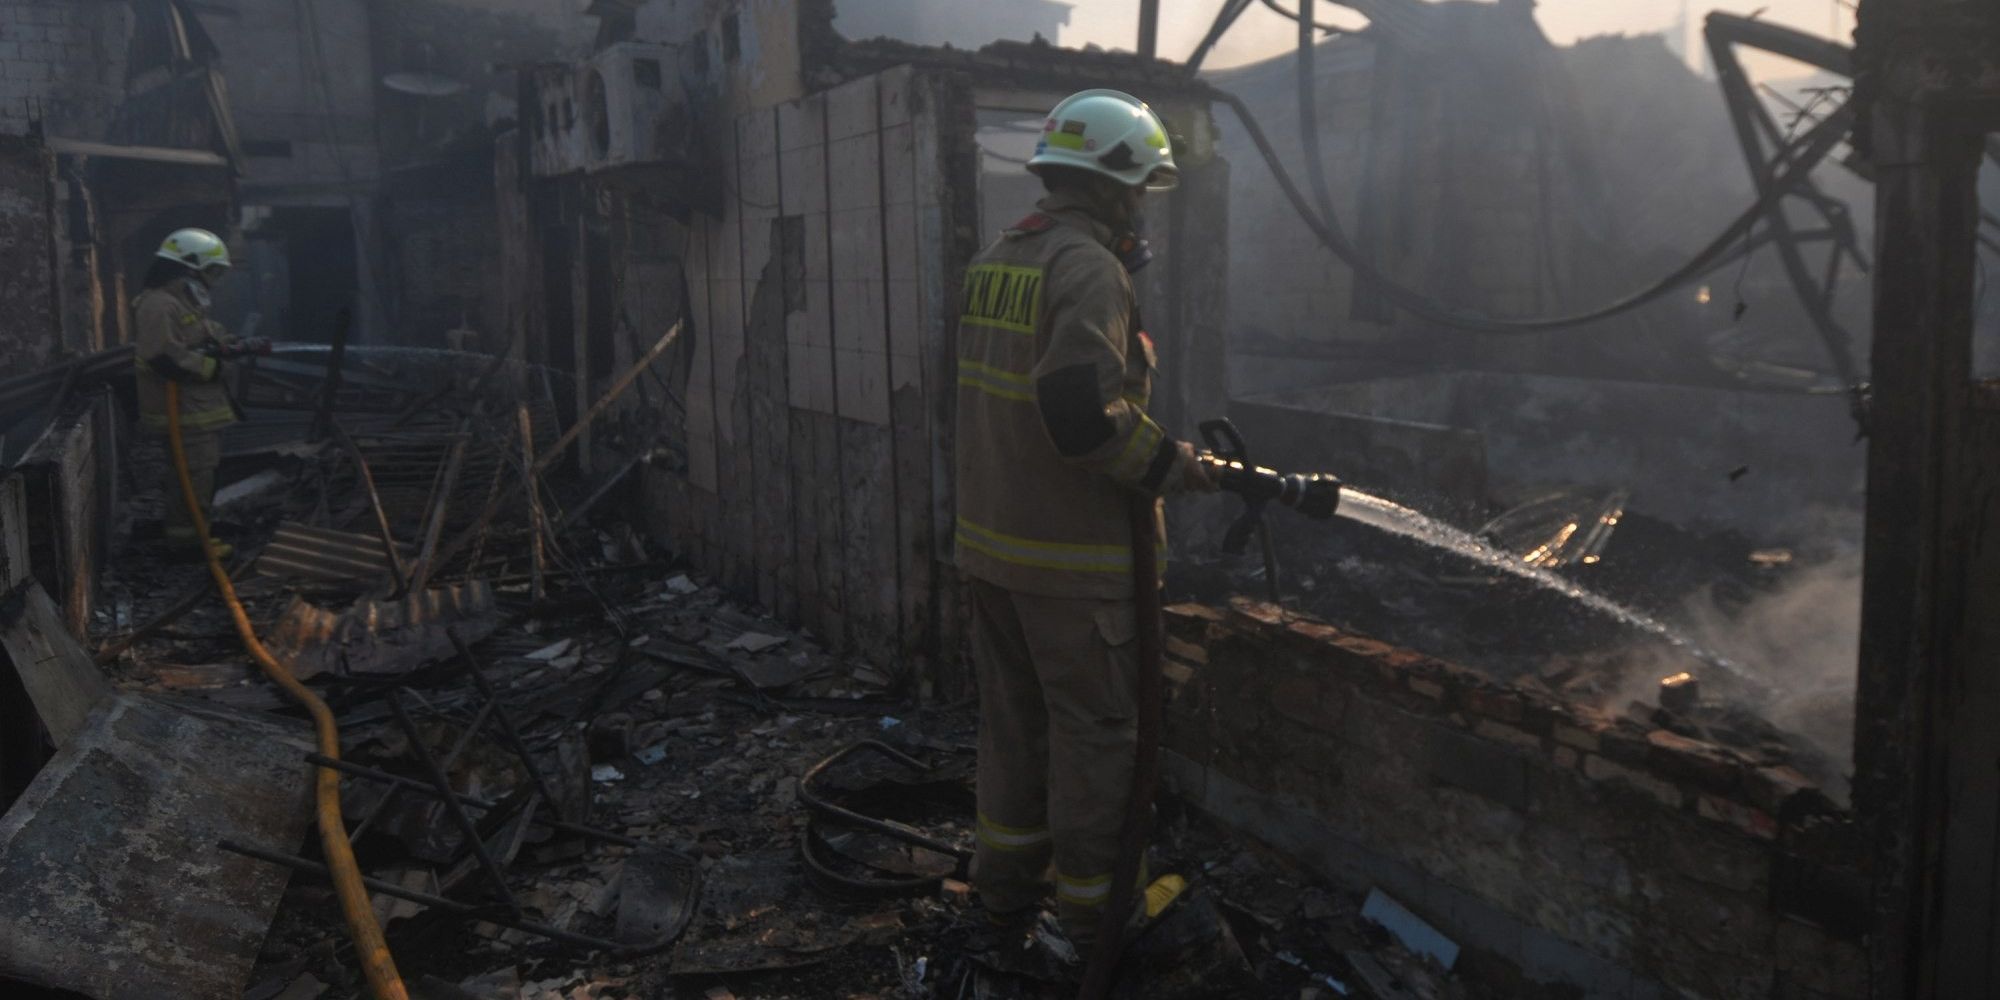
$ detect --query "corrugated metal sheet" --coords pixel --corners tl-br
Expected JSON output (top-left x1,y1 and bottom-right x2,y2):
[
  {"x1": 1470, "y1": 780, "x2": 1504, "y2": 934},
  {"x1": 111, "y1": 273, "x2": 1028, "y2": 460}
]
[
  {"x1": 255, "y1": 522, "x2": 414, "y2": 587},
  {"x1": 264, "y1": 580, "x2": 500, "y2": 678}
]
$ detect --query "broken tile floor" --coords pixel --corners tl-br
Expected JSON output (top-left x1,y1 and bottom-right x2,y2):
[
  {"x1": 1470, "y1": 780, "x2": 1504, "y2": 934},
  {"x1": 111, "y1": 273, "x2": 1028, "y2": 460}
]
[{"x1": 87, "y1": 472, "x2": 1485, "y2": 1000}]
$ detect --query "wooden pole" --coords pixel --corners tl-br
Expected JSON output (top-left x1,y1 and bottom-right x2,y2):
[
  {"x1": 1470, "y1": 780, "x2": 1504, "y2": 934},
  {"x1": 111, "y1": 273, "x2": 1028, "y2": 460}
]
[
  {"x1": 519, "y1": 405, "x2": 546, "y2": 603},
  {"x1": 532, "y1": 322, "x2": 680, "y2": 478},
  {"x1": 328, "y1": 423, "x2": 410, "y2": 596},
  {"x1": 406, "y1": 425, "x2": 469, "y2": 592}
]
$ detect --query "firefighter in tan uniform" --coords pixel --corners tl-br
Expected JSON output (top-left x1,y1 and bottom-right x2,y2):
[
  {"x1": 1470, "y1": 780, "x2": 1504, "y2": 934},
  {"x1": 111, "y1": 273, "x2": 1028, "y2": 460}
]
[
  {"x1": 955, "y1": 89, "x2": 1219, "y2": 959},
  {"x1": 132, "y1": 228, "x2": 266, "y2": 559}
]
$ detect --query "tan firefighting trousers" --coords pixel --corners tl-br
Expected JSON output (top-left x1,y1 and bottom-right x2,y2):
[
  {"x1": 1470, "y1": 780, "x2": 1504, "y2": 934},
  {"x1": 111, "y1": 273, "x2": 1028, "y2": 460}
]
[
  {"x1": 154, "y1": 428, "x2": 220, "y2": 545},
  {"x1": 970, "y1": 576, "x2": 1144, "y2": 948}
]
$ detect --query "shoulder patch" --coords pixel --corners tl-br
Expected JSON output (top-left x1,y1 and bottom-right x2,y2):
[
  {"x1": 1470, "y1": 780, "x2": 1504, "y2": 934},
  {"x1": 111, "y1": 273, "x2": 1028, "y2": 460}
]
[{"x1": 1009, "y1": 213, "x2": 1058, "y2": 234}]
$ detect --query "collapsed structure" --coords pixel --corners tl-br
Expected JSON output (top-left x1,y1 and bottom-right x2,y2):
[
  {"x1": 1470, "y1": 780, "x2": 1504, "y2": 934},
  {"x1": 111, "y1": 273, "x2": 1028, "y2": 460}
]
[{"x1": 0, "y1": 0, "x2": 1993, "y2": 998}]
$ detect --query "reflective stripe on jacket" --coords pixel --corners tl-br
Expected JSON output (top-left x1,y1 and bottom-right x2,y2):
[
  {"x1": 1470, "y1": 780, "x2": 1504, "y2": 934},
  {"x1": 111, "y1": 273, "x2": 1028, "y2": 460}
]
[
  {"x1": 133, "y1": 282, "x2": 239, "y2": 433},
  {"x1": 952, "y1": 192, "x2": 1181, "y2": 600}
]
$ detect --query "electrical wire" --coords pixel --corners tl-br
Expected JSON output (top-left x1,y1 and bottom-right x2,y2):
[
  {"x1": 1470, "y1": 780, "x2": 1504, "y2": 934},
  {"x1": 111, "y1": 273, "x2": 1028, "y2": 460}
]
[
  {"x1": 1187, "y1": 0, "x2": 1865, "y2": 352},
  {"x1": 1260, "y1": 0, "x2": 1347, "y2": 33},
  {"x1": 165, "y1": 382, "x2": 409, "y2": 1000},
  {"x1": 1187, "y1": 0, "x2": 1257, "y2": 74},
  {"x1": 1213, "y1": 79, "x2": 1856, "y2": 334}
]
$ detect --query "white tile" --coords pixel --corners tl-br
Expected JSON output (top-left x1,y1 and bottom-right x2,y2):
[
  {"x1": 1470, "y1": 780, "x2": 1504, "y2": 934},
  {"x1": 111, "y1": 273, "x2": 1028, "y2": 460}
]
[{"x1": 827, "y1": 74, "x2": 878, "y2": 141}]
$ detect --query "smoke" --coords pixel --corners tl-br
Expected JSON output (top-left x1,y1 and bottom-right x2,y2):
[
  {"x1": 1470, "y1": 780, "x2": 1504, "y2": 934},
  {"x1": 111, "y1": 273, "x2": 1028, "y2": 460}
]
[
  {"x1": 1056, "y1": 1, "x2": 1855, "y2": 77},
  {"x1": 1676, "y1": 550, "x2": 1862, "y2": 767}
]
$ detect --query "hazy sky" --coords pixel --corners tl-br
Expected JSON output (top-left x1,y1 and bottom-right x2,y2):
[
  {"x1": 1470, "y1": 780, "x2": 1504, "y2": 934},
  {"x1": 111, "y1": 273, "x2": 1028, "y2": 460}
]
[{"x1": 1062, "y1": 0, "x2": 1858, "y2": 74}]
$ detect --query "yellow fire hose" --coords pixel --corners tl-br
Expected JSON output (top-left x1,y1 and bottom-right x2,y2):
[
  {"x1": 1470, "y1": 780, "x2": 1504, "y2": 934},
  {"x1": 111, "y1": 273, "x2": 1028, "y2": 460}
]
[{"x1": 165, "y1": 382, "x2": 410, "y2": 1000}]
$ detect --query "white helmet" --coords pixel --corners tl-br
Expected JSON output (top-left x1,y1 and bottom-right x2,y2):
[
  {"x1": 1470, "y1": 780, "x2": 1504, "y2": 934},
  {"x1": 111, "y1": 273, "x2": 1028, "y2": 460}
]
[
  {"x1": 1027, "y1": 89, "x2": 1179, "y2": 191},
  {"x1": 156, "y1": 228, "x2": 232, "y2": 275}
]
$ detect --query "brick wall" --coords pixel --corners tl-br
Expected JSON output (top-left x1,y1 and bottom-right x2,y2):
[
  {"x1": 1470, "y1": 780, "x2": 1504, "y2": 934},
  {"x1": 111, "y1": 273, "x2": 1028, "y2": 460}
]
[
  {"x1": 1163, "y1": 598, "x2": 1868, "y2": 1000},
  {"x1": 0, "y1": 1, "x2": 128, "y2": 139},
  {"x1": 0, "y1": 133, "x2": 57, "y2": 373}
]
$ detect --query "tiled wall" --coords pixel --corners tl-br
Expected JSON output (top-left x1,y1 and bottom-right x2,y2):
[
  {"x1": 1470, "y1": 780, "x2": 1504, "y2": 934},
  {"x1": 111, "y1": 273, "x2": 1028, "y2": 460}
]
[{"x1": 666, "y1": 65, "x2": 964, "y2": 688}]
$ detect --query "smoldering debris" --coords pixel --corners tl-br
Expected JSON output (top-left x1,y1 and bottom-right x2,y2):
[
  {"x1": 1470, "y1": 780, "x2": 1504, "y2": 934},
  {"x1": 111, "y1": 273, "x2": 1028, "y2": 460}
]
[
  {"x1": 1178, "y1": 479, "x2": 1865, "y2": 797},
  {"x1": 1674, "y1": 551, "x2": 1862, "y2": 767}
]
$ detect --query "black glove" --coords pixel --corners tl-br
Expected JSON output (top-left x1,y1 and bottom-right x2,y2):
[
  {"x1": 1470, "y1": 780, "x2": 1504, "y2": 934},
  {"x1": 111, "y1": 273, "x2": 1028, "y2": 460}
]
[{"x1": 218, "y1": 338, "x2": 272, "y2": 358}]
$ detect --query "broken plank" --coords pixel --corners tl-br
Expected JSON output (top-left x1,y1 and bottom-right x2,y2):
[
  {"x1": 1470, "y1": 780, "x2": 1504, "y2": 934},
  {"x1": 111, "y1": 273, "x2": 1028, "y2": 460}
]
[
  {"x1": 409, "y1": 425, "x2": 471, "y2": 592},
  {"x1": 531, "y1": 322, "x2": 684, "y2": 479},
  {"x1": 520, "y1": 406, "x2": 548, "y2": 603},
  {"x1": 0, "y1": 580, "x2": 111, "y2": 748},
  {"x1": 330, "y1": 423, "x2": 410, "y2": 592}
]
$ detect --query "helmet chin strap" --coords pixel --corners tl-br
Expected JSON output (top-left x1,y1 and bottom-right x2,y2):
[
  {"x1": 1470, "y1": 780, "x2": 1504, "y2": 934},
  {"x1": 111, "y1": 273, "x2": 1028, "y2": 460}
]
[
  {"x1": 185, "y1": 274, "x2": 212, "y2": 309},
  {"x1": 1072, "y1": 179, "x2": 1151, "y2": 273}
]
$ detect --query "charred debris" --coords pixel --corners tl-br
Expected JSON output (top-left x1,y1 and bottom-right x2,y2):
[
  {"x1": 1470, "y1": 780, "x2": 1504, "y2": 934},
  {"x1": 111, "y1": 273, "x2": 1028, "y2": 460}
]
[
  {"x1": 0, "y1": 344, "x2": 1463, "y2": 999},
  {"x1": 1, "y1": 0, "x2": 1994, "y2": 998}
]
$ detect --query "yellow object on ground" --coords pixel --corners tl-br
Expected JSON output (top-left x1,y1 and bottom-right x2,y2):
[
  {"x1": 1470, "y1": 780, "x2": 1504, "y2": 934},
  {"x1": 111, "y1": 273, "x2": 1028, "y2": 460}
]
[
  {"x1": 1143, "y1": 874, "x2": 1186, "y2": 920},
  {"x1": 165, "y1": 382, "x2": 409, "y2": 1000}
]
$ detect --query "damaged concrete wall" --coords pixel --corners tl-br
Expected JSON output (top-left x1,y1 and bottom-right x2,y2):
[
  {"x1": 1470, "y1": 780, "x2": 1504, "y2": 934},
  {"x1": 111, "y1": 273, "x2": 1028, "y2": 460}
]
[
  {"x1": 632, "y1": 0, "x2": 816, "y2": 110},
  {"x1": 585, "y1": 4, "x2": 1230, "y2": 695},
  {"x1": 831, "y1": 0, "x2": 1070, "y2": 49},
  {"x1": 0, "y1": 133, "x2": 59, "y2": 373},
  {"x1": 366, "y1": 0, "x2": 596, "y2": 172},
  {"x1": 649, "y1": 63, "x2": 969, "y2": 691},
  {"x1": 0, "y1": 1, "x2": 132, "y2": 140},
  {"x1": 213, "y1": 0, "x2": 381, "y2": 190},
  {"x1": 1164, "y1": 600, "x2": 1867, "y2": 1000}
]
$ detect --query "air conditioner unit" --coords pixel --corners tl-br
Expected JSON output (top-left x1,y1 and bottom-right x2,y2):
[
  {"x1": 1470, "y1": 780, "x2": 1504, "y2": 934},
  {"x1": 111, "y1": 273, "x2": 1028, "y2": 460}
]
[{"x1": 526, "y1": 42, "x2": 697, "y2": 179}]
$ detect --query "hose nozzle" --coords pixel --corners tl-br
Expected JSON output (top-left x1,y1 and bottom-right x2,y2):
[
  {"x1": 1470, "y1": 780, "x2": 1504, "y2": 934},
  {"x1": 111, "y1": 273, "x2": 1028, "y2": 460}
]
[{"x1": 1203, "y1": 459, "x2": 1342, "y2": 520}]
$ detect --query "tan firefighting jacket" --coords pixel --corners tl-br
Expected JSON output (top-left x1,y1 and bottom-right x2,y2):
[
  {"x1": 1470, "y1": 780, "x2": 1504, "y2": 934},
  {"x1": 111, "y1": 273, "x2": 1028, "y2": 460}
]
[
  {"x1": 953, "y1": 192, "x2": 1193, "y2": 601},
  {"x1": 133, "y1": 279, "x2": 239, "y2": 433}
]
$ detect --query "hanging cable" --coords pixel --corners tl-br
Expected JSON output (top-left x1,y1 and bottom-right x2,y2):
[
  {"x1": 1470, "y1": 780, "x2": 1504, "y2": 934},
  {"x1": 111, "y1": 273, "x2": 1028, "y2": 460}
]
[
  {"x1": 1186, "y1": 0, "x2": 1257, "y2": 74},
  {"x1": 1261, "y1": 0, "x2": 1347, "y2": 33},
  {"x1": 1206, "y1": 69, "x2": 1856, "y2": 334},
  {"x1": 1182, "y1": 0, "x2": 1863, "y2": 340}
]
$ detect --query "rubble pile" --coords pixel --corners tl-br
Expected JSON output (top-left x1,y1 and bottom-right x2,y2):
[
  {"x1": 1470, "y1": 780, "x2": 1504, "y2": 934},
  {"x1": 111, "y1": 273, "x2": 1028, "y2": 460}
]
[{"x1": 0, "y1": 349, "x2": 1476, "y2": 999}]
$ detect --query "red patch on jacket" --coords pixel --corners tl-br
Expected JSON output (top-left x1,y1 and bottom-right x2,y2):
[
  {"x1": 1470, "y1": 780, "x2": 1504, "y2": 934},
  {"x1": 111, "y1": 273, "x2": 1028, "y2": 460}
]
[{"x1": 1011, "y1": 213, "x2": 1058, "y2": 233}]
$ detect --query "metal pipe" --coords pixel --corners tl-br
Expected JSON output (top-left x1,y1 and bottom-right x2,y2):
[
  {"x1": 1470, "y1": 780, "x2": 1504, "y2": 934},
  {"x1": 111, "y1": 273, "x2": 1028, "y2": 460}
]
[
  {"x1": 217, "y1": 839, "x2": 623, "y2": 952},
  {"x1": 797, "y1": 741, "x2": 973, "y2": 861},
  {"x1": 445, "y1": 628, "x2": 566, "y2": 814},
  {"x1": 386, "y1": 690, "x2": 524, "y2": 918},
  {"x1": 349, "y1": 695, "x2": 498, "y2": 841},
  {"x1": 301, "y1": 752, "x2": 639, "y2": 847}
]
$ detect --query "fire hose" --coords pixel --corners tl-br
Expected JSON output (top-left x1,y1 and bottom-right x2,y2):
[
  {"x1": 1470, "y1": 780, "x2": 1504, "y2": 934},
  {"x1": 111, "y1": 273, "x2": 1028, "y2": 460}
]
[
  {"x1": 165, "y1": 381, "x2": 409, "y2": 1000},
  {"x1": 1075, "y1": 492, "x2": 1167, "y2": 1000},
  {"x1": 1078, "y1": 422, "x2": 1339, "y2": 998}
]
